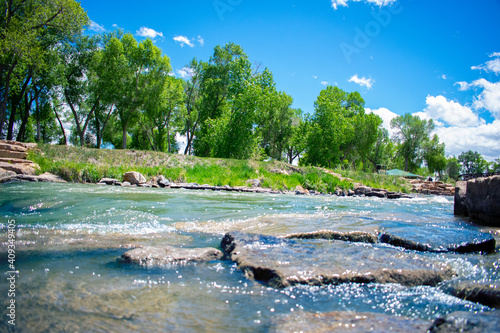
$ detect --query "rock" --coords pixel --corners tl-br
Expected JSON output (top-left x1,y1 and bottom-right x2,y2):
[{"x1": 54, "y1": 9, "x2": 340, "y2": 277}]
[
  {"x1": 379, "y1": 227, "x2": 495, "y2": 253},
  {"x1": 464, "y1": 176, "x2": 500, "y2": 226},
  {"x1": 354, "y1": 185, "x2": 372, "y2": 195},
  {"x1": 7, "y1": 172, "x2": 66, "y2": 183},
  {"x1": 123, "y1": 171, "x2": 147, "y2": 185},
  {"x1": 98, "y1": 178, "x2": 120, "y2": 185},
  {"x1": 0, "y1": 167, "x2": 17, "y2": 183},
  {"x1": 454, "y1": 181, "x2": 468, "y2": 216},
  {"x1": 0, "y1": 142, "x2": 27, "y2": 152},
  {"x1": 120, "y1": 245, "x2": 223, "y2": 266},
  {"x1": 348, "y1": 189, "x2": 355, "y2": 196},
  {"x1": 246, "y1": 179, "x2": 261, "y2": 188},
  {"x1": 286, "y1": 230, "x2": 378, "y2": 244},
  {"x1": 365, "y1": 191, "x2": 386, "y2": 198},
  {"x1": 221, "y1": 232, "x2": 454, "y2": 289},
  {"x1": 428, "y1": 311, "x2": 500, "y2": 333},
  {"x1": 121, "y1": 181, "x2": 131, "y2": 187},
  {"x1": 33, "y1": 172, "x2": 66, "y2": 183},
  {"x1": 271, "y1": 311, "x2": 432, "y2": 333},
  {"x1": 0, "y1": 162, "x2": 37, "y2": 175},
  {"x1": 0, "y1": 148, "x2": 28, "y2": 159},
  {"x1": 295, "y1": 185, "x2": 310, "y2": 195},
  {"x1": 156, "y1": 175, "x2": 170, "y2": 187},
  {"x1": 443, "y1": 281, "x2": 500, "y2": 309}
]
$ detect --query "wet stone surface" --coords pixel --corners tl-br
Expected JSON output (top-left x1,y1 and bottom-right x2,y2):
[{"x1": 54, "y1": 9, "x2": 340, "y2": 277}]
[
  {"x1": 120, "y1": 245, "x2": 223, "y2": 266},
  {"x1": 221, "y1": 231, "x2": 455, "y2": 288},
  {"x1": 442, "y1": 280, "x2": 500, "y2": 309},
  {"x1": 270, "y1": 311, "x2": 432, "y2": 333},
  {"x1": 379, "y1": 226, "x2": 496, "y2": 253},
  {"x1": 428, "y1": 310, "x2": 500, "y2": 333}
]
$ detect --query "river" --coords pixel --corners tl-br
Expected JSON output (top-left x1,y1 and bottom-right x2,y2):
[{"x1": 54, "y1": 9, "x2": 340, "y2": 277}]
[{"x1": 0, "y1": 182, "x2": 498, "y2": 332}]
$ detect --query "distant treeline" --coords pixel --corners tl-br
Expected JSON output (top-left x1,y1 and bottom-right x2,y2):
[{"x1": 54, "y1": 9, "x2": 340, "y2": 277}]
[{"x1": 1, "y1": 0, "x2": 499, "y2": 180}]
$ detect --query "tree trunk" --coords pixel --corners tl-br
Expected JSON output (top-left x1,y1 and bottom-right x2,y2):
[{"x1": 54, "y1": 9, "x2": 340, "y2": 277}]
[
  {"x1": 122, "y1": 124, "x2": 128, "y2": 150},
  {"x1": 53, "y1": 106, "x2": 67, "y2": 145},
  {"x1": 6, "y1": 103, "x2": 17, "y2": 140}
]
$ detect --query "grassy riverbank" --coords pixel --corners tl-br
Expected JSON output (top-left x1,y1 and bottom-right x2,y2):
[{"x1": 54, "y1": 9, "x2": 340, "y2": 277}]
[{"x1": 28, "y1": 144, "x2": 411, "y2": 193}]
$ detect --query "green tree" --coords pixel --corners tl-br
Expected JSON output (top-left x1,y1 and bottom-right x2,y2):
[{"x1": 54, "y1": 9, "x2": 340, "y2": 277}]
[
  {"x1": 458, "y1": 150, "x2": 488, "y2": 175},
  {"x1": 102, "y1": 34, "x2": 172, "y2": 149},
  {"x1": 285, "y1": 110, "x2": 309, "y2": 164},
  {"x1": 144, "y1": 76, "x2": 186, "y2": 153},
  {"x1": 0, "y1": 0, "x2": 88, "y2": 139},
  {"x1": 181, "y1": 58, "x2": 202, "y2": 155},
  {"x1": 423, "y1": 134, "x2": 447, "y2": 176},
  {"x1": 367, "y1": 127, "x2": 396, "y2": 172},
  {"x1": 445, "y1": 156, "x2": 460, "y2": 181},
  {"x1": 302, "y1": 86, "x2": 379, "y2": 169},
  {"x1": 390, "y1": 113, "x2": 434, "y2": 172},
  {"x1": 193, "y1": 43, "x2": 253, "y2": 157}
]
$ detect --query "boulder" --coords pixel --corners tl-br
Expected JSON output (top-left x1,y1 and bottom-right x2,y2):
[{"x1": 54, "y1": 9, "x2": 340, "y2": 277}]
[
  {"x1": 120, "y1": 245, "x2": 223, "y2": 266},
  {"x1": 0, "y1": 167, "x2": 16, "y2": 183},
  {"x1": 454, "y1": 181, "x2": 468, "y2": 216},
  {"x1": 98, "y1": 178, "x2": 120, "y2": 185},
  {"x1": 443, "y1": 281, "x2": 500, "y2": 309},
  {"x1": 379, "y1": 226, "x2": 495, "y2": 253},
  {"x1": 156, "y1": 175, "x2": 170, "y2": 188},
  {"x1": 286, "y1": 230, "x2": 378, "y2": 244},
  {"x1": 221, "y1": 232, "x2": 454, "y2": 289},
  {"x1": 0, "y1": 142, "x2": 27, "y2": 152},
  {"x1": 0, "y1": 149, "x2": 28, "y2": 159},
  {"x1": 365, "y1": 191, "x2": 386, "y2": 198},
  {"x1": 428, "y1": 311, "x2": 500, "y2": 333},
  {"x1": 294, "y1": 185, "x2": 310, "y2": 195},
  {"x1": 464, "y1": 176, "x2": 500, "y2": 226},
  {"x1": 246, "y1": 179, "x2": 261, "y2": 188},
  {"x1": 271, "y1": 311, "x2": 432, "y2": 333},
  {"x1": 123, "y1": 171, "x2": 147, "y2": 185},
  {"x1": 33, "y1": 172, "x2": 66, "y2": 183},
  {"x1": 0, "y1": 162, "x2": 37, "y2": 175},
  {"x1": 354, "y1": 186, "x2": 372, "y2": 195}
]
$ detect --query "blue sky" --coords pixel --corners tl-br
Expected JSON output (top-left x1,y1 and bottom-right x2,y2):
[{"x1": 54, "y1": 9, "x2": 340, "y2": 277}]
[{"x1": 80, "y1": 0, "x2": 500, "y2": 160}]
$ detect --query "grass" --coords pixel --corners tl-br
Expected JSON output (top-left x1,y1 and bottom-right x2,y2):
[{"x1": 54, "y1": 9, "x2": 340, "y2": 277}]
[{"x1": 28, "y1": 144, "x2": 411, "y2": 193}]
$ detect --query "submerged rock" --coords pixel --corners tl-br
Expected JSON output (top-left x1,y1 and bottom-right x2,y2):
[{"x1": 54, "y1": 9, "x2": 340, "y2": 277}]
[
  {"x1": 98, "y1": 178, "x2": 120, "y2": 185},
  {"x1": 379, "y1": 227, "x2": 495, "y2": 253},
  {"x1": 270, "y1": 311, "x2": 431, "y2": 333},
  {"x1": 443, "y1": 280, "x2": 500, "y2": 309},
  {"x1": 286, "y1": 230, "x2": 378, "y2": 244},
  {"x1": 221, "y1": 232, "x2": 454, "y2": 288},
  {"x1": 428, "y1": 310, "x2": 500, "y2": 333},
  {"x1": 121, "y1": 245, "x2": 223, "y2": 265}
]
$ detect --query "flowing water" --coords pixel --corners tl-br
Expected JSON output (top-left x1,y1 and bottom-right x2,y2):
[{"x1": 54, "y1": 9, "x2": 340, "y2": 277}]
[{"x1": 0, "y1": 182, "x2": 498, "y2": 332}]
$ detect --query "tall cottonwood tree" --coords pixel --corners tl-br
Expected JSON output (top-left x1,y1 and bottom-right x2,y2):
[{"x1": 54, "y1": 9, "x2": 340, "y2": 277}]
[
  {"x1": 390, "y1": 113, "x2": 434, "y2": 172},
  {"x1": 0, "y1": 0, "x2": 87, "y2": 138},
  {"x1": 101, "y1": 34, "x2": 171, "y2": 149}
]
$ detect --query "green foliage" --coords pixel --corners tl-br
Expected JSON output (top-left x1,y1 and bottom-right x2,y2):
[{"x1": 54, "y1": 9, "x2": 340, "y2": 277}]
[
  {"x1": 445, "y1": 156, "x2": 460, "y2": 181},
  {"x1": 302, "y1": 86, "x2": 381, "y2": 169},
  {"x1": 390, "y1": 113, "x2": 434, "y2": 172},
  {"x1": 422, "y1": 134, "x2": 447, "y2": 175},
  {"x1": 458, "y1": 150, "x2": 488, "y2": 175}
]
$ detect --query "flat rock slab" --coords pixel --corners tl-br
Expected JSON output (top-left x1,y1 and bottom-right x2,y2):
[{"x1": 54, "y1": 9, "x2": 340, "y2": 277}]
[
  {"x1": 443, "y1": 281, "x2": 500, "y2": 309},
  {"x1": 286, "y1": 230, "x2": 378, "y2": 244},
  {"x1": 271, "y1": 311, "x2": 431, "y2": 333},
  {"x1": 379, "y1": 227, "x2": 495, "y2": 253},
  {"x1": 121, "y1": 246, "x2": 223, "y2": 266},
  {"x1": 428, "y1": 310, "x2": 500, "y2": 333},
  {"x1": 221, "y1": 232, "x2": 454, "y2": 288}
]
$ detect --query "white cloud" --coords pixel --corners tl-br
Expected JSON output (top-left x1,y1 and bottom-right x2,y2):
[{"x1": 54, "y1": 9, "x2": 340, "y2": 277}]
[
  {"x1": 197, "y1": 36, "x2": 205, "y2": 46},
  {"x1": 434, "y1": 121, "x2": 500, "y2": 161},
  {"x1": 313, "y1": 75, "x2": 318, "y2": 79},
  {"x1": 441, "y1": 74, "x2": 447, "y2": 80},
  {"x1": 136, "y1": 27, "x2": 163, "y2": 39},
  {"x1": 89, "y1": 20, "x2": 105, "y2": 33},
  {"x1": 456, "y1": 78, "x2": 500, "y2": 119},
  {"x1": 112, "y1": 24, "x2": 118, "y2": 28},
  {"x1": 173, "y1": 35, "x2": 194, "y2": 47},
  {"x1": 331, "y1": 0, "x2": 396, "y2": 10},
  {"x1": 348, "y1": 74, "x2": 374, "y2": 89},
  {"x1": 421, "y1": 95, "x2": 483, "y2": 127},
  {"x1": 321, "y1": 81, "x2": 329, "y2": 86},
  {"x1": 366, "y1": 107, "x2": 398, "y2": 137},
  {"x1": 177, "y1": 67, "x2": 194, "y2": 80},
  {"x1": 471, "y1": 52, "x2": 500, "y2": 75}
]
